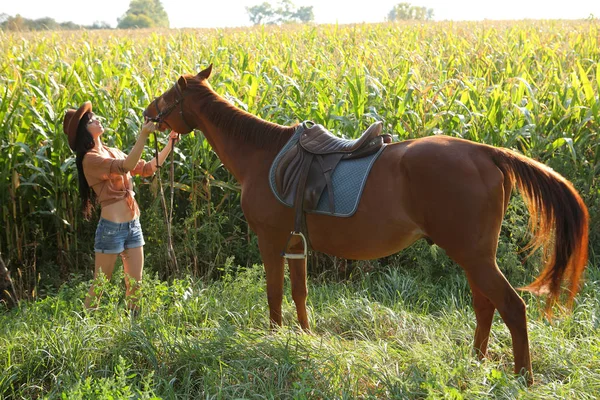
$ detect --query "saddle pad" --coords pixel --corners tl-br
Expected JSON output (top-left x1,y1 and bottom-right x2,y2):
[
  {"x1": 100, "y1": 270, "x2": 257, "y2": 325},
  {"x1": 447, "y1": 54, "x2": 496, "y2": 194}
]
[{"x1": 269, "y1": 123, "x2": 387, "y2": 217}]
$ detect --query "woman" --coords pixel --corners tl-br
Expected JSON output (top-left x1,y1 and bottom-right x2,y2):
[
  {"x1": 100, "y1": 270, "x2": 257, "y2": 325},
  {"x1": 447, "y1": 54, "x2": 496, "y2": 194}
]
[{"x1": 63, "y1": 101, "x2": 179, "y2": 312}]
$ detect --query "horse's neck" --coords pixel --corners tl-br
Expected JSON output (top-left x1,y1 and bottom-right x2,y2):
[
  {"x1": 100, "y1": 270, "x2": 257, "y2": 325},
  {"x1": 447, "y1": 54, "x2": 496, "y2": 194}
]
[{"x1": 192, "y1": 95, "x2": 293, "y2": 184}]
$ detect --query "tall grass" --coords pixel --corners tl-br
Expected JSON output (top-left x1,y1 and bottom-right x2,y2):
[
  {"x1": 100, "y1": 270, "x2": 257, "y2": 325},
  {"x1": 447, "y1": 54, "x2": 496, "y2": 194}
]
[
  {"x1": 0, "y1": 21, "x2": 598, "y2": 295},
  {"x1": 0, "y1": 262, "x2": 598, "y2": 398}
]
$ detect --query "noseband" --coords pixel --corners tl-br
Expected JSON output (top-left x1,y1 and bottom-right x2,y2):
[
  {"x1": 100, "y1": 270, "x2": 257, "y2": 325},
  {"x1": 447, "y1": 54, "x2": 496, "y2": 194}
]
[{"x1": 145, "y1": 83, "x2": 194, "y2": 132}]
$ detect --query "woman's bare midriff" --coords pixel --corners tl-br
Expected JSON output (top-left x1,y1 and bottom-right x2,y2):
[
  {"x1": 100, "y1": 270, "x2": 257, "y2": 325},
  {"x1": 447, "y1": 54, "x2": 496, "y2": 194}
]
[{"x1": 100, "y1": 198, "x2": 140, "y2": 222}]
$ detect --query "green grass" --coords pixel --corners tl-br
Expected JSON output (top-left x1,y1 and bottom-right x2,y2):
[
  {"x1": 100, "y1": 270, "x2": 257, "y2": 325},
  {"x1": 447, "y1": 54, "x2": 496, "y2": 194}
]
[{"x1": 1, "y1": 261, "x2": 598, "y2": 399}]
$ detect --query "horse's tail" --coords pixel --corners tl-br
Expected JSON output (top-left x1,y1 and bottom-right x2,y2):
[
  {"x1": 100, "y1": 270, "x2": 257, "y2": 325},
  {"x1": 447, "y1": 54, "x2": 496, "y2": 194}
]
[{"x1": 490, "y1": 147, "x2": 589, "y2": 314}]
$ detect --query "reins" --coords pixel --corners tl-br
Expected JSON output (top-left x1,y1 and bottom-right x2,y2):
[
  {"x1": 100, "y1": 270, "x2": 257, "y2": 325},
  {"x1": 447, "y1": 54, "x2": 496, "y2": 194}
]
[
  {"x1": 145, "y1": 83, "x2": 192, "y2": 273},
  {"x1": 152, "y1": 132, "x2": 178, "y2": 272},
  {"x1": 144, "y1": 82, "x2": 194, "y2": 273}
]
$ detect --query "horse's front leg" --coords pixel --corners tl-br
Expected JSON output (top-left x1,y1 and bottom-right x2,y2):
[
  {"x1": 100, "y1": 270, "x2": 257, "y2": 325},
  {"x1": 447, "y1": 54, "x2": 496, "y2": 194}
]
[
  {"x1": 288, "y1": 257, "x2": 310, "y2": 331},
  {"x1": 257, "y1": 235, "x2": 285, "y2": 330}
]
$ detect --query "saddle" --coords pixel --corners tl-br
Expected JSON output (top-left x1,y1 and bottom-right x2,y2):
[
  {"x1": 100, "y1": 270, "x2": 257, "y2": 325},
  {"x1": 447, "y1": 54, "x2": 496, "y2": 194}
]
[{"x1": 274, "y1": 121, "x2": 392, "y2": 258}]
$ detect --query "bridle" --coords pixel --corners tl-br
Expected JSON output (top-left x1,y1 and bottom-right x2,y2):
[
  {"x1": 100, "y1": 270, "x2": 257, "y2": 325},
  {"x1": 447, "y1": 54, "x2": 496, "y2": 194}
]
[{"x1": 144, "y1": 82, "x2": 195, "y2": 133}]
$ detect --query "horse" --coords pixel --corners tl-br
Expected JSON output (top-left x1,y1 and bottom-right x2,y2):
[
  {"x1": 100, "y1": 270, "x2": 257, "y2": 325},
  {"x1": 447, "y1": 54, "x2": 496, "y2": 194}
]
[{"x1": 143, "y1": 65, "x2": 589, "y2": 385}]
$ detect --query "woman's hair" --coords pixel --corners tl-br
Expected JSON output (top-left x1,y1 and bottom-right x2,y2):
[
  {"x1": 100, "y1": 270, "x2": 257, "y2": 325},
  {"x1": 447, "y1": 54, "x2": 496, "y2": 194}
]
[{"x1": 75, "y1": 112, "x2": 96, "y2": 220}]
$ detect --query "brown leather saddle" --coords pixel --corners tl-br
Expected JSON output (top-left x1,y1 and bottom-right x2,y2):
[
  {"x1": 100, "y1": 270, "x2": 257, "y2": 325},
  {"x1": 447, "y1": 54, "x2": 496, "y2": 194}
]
[{"x1": 273, "y1": 121, "x2": 392, "y2": 258}]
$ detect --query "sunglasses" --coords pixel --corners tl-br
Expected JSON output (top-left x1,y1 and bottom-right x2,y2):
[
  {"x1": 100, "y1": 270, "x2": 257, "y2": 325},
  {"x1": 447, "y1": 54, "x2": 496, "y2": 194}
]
[{"x1": 86, "y1": 115, "x2": 101, "y2": 125}]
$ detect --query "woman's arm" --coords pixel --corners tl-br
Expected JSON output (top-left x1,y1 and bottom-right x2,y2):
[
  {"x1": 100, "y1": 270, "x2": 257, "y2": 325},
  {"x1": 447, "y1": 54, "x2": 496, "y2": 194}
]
[{"x1": 122, "y1": 120, "x2": 157, "y2": 172}]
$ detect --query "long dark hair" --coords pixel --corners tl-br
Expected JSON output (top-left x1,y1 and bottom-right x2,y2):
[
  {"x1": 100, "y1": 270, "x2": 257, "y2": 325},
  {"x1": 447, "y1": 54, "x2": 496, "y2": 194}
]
[{"x1": 74, "y1": 112, "x2": 96, "y2": 220}]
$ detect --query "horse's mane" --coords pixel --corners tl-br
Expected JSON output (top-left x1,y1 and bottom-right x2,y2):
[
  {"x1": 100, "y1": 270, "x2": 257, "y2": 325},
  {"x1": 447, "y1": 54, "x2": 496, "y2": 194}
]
[{"x1": 185, "y1": 76, "x2": 297, "y2": 150}]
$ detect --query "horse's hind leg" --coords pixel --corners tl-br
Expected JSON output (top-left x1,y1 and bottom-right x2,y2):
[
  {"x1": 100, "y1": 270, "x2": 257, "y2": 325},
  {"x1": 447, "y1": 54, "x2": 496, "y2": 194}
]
[{"x1": 465, "y1": 263, "x2": 533, "y2": 385}]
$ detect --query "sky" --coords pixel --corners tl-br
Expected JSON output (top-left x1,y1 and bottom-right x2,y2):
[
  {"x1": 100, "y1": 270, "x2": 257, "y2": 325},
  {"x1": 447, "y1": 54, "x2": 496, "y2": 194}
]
[{"x1": 1, "y1": 0, "x2": 599, "y2": 29}]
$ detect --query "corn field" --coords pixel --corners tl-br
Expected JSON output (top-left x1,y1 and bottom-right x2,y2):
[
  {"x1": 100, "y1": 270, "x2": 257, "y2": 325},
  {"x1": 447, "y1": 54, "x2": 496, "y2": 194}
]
[{"x1": 0, "y1": 21, "x2": 598, "y2": 298}]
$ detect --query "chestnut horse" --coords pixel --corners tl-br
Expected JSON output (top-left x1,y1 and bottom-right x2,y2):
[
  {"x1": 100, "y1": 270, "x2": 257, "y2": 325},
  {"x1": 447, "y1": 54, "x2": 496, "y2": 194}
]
[{"x1": 144, "y1": 65, "x2": 589, "y2": 384}]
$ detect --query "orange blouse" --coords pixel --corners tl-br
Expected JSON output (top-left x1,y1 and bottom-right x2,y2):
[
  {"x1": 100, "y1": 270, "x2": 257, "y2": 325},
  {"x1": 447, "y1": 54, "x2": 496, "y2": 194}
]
[{"x1": 83, "y1": 146, "x2": 155, "y2": 214}]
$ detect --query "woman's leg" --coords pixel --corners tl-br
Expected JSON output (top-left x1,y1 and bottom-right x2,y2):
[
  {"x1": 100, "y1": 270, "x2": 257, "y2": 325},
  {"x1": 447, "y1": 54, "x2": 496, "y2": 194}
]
[
  {"x1": 121, "y1": 246, "x2": 144, "y2": 311},
  {"x1": 84, "y1": 252, "x2": 119, "y2": 309}
]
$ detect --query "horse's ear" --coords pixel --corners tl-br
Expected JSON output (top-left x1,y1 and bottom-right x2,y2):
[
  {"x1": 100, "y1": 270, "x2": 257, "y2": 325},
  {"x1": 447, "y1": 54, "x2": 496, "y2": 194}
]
[
  {"x1": 198, "y1": 64, "x2": 213, "y2": 80},
  {"x1": 178, "y1": 75, "x2": 188, "y2": 90}
]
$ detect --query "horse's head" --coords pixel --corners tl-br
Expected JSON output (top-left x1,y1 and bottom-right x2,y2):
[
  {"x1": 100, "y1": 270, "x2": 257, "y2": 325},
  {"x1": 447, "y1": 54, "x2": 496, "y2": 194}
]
[{"x1": 143, "y1": 64, "x2": 213, "y2": 134}]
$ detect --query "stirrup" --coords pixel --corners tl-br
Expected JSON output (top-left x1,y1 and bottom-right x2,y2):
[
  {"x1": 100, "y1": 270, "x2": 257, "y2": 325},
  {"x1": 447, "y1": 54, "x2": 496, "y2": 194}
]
[{"x1": 282, "y1": 231, "x2": 308, "y2": 260}]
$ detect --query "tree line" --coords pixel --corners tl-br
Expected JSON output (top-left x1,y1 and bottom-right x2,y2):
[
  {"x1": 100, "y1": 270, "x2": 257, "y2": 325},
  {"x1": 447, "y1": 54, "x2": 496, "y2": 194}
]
[
  {"x1": 0, "y1": 14, "x2": 112, "y2": 31},
  {"x1": 245, "y1": 1, "x2": 433, "y2": 25},
  {"x1": 0, "y1": 0, "x2": 169, "y2": 31},
  {"x1": 1, "y1": 2, "x2": 433, "y2": 31}
]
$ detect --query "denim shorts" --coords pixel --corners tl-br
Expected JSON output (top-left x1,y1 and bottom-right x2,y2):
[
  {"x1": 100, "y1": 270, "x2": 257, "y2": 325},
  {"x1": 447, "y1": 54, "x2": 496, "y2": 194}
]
[{"x1": 94, "y1": 218, "x2": 145, "y2": 254}]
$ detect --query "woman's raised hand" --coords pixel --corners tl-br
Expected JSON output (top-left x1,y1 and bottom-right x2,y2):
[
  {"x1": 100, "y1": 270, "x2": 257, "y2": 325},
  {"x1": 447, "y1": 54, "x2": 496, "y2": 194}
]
[
  {"x1": 141, "y1": 120, "x2": 158, "y2": 137},
  {"x1": 168, "y1": 130, "x2": 181, "y2": 144}
]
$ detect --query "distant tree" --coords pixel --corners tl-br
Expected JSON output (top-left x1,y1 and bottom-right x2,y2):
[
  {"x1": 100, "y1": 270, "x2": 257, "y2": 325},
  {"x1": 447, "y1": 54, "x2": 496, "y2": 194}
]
[
  {"x1": 292, "y1": 6, "x2": 314, "y2": 23},
  {"x1": 247, "y1": 2, "x2": 275, "y2": 25},
  {"x1": 59, "y1": 21, "x2": 84, "y2": 30},
  {"x1": 387, "y1": 2, "x2": 434, "y2": 21},
  {"x1": 0, "y1": 13, "x2": 112, "y2": 31},
  {"x1": 4, "y1": 14, "x2": 26, "y2": 31},
  {"x1": 247, "y1": 0, "x2": 314, "y2": 25},
  {"x1": 33, "y1": 17, "x2": 60, "y2": 30},
  {"x1": 89, "y1": 21, "x2": 112, "y2": 30},
  {"x1": 118, "y1": 13, "x2": 154, "y2": 29},
  {"x1": 117, "y1": 0, "x2": 169, "y2": 29}
]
